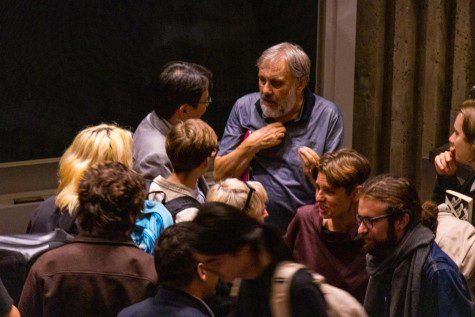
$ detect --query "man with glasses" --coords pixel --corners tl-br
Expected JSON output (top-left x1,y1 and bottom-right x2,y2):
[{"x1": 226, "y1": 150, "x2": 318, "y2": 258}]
[
  {"x1": 133, "y1": 61, "x2": 213, "y2": 193},
  {"x1": 214, "y1": 42, "x2": 343, "y2": 232},
  {"x1": 357, "y1": 175, "x2": 474, "y2": 317}
]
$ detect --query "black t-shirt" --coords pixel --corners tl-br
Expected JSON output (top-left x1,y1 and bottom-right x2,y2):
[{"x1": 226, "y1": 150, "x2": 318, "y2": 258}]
[
  {"x1": 236, "y1": 263, "x2": 328, "y2": 317},
  {"x1": 0, "y1": 277, "x2": 13, "y2": 315}
]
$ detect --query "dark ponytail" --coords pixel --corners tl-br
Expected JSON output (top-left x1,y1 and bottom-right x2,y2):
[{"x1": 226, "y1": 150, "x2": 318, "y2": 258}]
[{"x1": 420, "y1": 201, "x2": 439, "y2": 234}]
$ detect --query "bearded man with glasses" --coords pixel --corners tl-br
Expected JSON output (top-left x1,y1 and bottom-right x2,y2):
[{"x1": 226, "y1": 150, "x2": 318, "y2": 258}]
[{"x1": 357, "y1": 175, "x2": 474, "y2": 317}]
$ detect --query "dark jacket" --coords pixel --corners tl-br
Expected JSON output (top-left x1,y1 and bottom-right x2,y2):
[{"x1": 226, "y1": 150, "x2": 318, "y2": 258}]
[
  {"x1": 366, "y1": 239, "x2": 474, "y2": 317},
  {"x1": 18, "y1": 233, "x2": 158, "y2": 317},
  {"x1": 432, "y1": 173, "x2": 475, "y2": 226},
  {"x1": 118, "y1": 286, "x2": 214, "y2": 317},
  {"x1": 0, "y1": 277, "x2": 13, "y2": 315},
  {"x1": 26, "y1": 195, "x2": 79, "y2": 234}
]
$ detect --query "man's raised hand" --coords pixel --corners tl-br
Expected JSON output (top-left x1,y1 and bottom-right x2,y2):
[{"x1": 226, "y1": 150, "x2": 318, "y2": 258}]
[{"x1": 244, "y1": 122, "x2": 286, "y2": 151}]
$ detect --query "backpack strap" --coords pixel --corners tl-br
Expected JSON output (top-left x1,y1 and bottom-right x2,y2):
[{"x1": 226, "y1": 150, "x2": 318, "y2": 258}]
[
  {"x1": 271, "y1": 262, "x2": 367, "y2": 317},
  {"x1": 148, "y1": 190, "x2": 167, "y2": 203},
  {"x1": 164, "y1": 196, "x2": 201, "y2": 220},
  {"x1": 270, "y1": 261, "x2": 307, "y2": 317}
]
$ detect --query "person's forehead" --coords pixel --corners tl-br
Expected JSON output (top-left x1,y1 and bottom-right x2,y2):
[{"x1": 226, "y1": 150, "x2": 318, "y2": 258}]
[
  {"x1": 358, "y1": 197, "x2": 388, "y2": 216},
  {"x1": 258, "y1": 58, "x2": 290, "y2": 77},
  {"x1": 454, "y1": 113, "x2": 463, "y2": 132},
  {"x1": 316, "y1": 173, "x2": 330, "y2": 186},
  {"x1": 195, "y1": 252, "x2": 229, "y2": 263}
]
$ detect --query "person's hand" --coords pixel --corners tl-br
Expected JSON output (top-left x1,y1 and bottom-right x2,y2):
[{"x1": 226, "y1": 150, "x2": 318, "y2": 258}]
[
  {"x1": 298, "y1": 146, "x2": 320, "y2": 182},
  {"x1": 434, "y1": 148, "x2": 457, "y2": 176},
  {"x1": 244, "y1": 122, "x2": 286, "y2": 151}
]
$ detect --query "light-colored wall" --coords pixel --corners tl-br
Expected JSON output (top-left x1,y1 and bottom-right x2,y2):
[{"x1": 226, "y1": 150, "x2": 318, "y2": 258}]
[{"x1": 317, "y1": 0, "x2": 357, "y2": 148}]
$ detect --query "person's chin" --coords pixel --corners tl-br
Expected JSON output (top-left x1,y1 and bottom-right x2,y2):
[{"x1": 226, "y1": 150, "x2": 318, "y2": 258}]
[{"x1": 319, "y1": 207, "x2": 330, "y2": 218}]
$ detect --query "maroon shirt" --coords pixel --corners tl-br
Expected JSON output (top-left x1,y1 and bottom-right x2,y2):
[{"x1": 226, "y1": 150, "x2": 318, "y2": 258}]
[{"x1": 285, "y1": 204, "x2": 368, "y2": 303}]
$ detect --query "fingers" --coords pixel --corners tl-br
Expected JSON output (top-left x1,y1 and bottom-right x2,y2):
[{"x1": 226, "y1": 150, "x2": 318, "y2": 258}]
[
  {"x1": 434, "y1": 153, "x2": 447, "y2": 172},
  {"x1": 299, "y1": 147, "x2": 320, "y2": 181},
  {"x1": 298, "y1": 146, "x2": 320, "y2": 167},
  {"x1": 434, "y1": 151, "x2": 457, "y2": 176}
]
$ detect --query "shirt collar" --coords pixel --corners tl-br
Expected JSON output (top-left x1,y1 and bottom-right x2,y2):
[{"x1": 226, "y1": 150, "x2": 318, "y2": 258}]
[
  {"x1": 254, "y1": 88, "x2": 315, "y2": 126},
  {"x1": 150, "y1": 111, "x2": 173, "y2": 134}
]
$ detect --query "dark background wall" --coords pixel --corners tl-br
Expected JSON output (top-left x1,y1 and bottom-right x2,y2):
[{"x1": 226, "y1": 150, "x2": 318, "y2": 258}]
[
  {"x1": 353, "y1": 0, "x2": 474, "y2": 199},
  {"x1": 0, "y1": 0, "x2": 318, "y2": 163}
]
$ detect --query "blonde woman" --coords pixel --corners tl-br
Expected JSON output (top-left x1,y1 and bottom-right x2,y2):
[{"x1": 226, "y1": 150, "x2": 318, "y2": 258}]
[
  {"x1": 206, "y1": 178, "x2": 268, "y2": 223},
  {"x1": 27, "y1": 124, "x2": 133, "y2": 234}
]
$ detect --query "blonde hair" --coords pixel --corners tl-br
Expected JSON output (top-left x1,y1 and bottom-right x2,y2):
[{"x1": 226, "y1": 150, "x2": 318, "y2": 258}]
[
  {"x1": 56, "y1": 123, "x2": 133, "y2": 213},
  {"x1": 206, "y1": 178, "x2": 267, "y2": 221}
]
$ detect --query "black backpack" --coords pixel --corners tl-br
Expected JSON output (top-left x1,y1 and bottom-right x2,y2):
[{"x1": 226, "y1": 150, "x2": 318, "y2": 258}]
[
  {"x1": 164, "y1": 196, "x2": 201, "y2": 221},
  {"x1": 0, "y1": 229, "x2": 73, "y2": 303}
]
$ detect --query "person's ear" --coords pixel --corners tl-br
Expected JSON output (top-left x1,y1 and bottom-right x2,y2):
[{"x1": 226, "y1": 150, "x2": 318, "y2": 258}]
[
  {"x1": 201, "y1": 156, "x2": 213, "y2": 170},
  {"x1": 296, "y1": 77, "x2": 308, "y2": 94},
  {"x1": 178, "y1": 104, "x2": 191, "y2": 119},
  {"x1": 197, "y1": 263, "x2": 207, "y2": 281},
  {"x1": 350, "y1": 185, "x2": 362, "y2": 203},
  {"x1": 394, "y1": 213, "x2": 410, "y2": 233}
]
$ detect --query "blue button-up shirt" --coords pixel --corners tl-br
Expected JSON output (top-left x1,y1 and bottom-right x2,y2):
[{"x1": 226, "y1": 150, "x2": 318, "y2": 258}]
[{"x1": 218, "y1": 89, "x2": 344, "y2": 231}]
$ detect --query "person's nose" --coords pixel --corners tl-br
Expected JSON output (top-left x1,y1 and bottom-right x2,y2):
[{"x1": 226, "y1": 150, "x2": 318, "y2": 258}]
[
  {"x1": 316, "y1": 190, "x2": 325, "y2": 202},
  {"x1": 357, "y1": 222, "x2": 367, "y2": 236},
  {"x1": 449, "y1": 132, "x2": 456, "y2": 144},
  {"x1": 262, "y1": 82, "x2": 272, "y2": 96},
  {"x1": 263, "y1": 209, "x2": 269, "y2": 218}
]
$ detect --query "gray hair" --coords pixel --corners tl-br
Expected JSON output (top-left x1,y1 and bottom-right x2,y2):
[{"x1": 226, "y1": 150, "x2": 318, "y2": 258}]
[{"x1": 257, "y1": 42, "x2": 310, "y2": 83}]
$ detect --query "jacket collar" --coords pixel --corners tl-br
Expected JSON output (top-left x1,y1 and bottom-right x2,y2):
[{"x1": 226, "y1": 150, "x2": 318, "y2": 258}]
[
  {"x1": 155, "y1": 286, "x2": 214, "y2": 317},
  {"x1": 72, "y1": 232, "x2": 139, "y2": 248},
  {"x1": 150, "y1": 111, "x2": 172, "y2": 135}
]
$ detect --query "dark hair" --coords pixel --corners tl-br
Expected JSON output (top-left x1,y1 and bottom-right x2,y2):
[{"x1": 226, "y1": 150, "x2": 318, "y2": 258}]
[
  {"x1": 420, "y1": 201, "x2": 439, "y2": 234},
  {"x1": 192, "y1": 202, "x2": 291, "y2": 262},
  {"x1": 316, "y1": 148, "x2": 371, "y2": 193},
  {"x1": 77, "y1": 161, "x2": 146, "y2": 238},
  {"x1": 151, "y1": 61, "x2": 212, "y2": 120},
  {"x1": 154, "y1": 222, "x2": 199, "y2": 290},
  {"x1": 166, "y1": 119, "x2": 218, "y2": 174},
  {"x1": 359, "y1": 175, "x2": 421, "y2": 231}
]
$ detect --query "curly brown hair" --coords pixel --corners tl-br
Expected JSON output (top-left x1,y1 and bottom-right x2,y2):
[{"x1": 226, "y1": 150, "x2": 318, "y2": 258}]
[{"x1": 77, "y1": 161, "x2": 146, "y2": 239}]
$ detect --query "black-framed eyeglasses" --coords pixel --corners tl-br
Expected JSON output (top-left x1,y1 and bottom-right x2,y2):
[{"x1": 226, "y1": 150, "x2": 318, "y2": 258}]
[
  {"x1": 242, "y1": 182, "x2": 255, "y2": 213},
  {"x1": 199, "y1": 97, "x2": 212, "y2": 106},
  {"x1": 356, "y1": 214, "x2": 394, "y2": 229}
]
